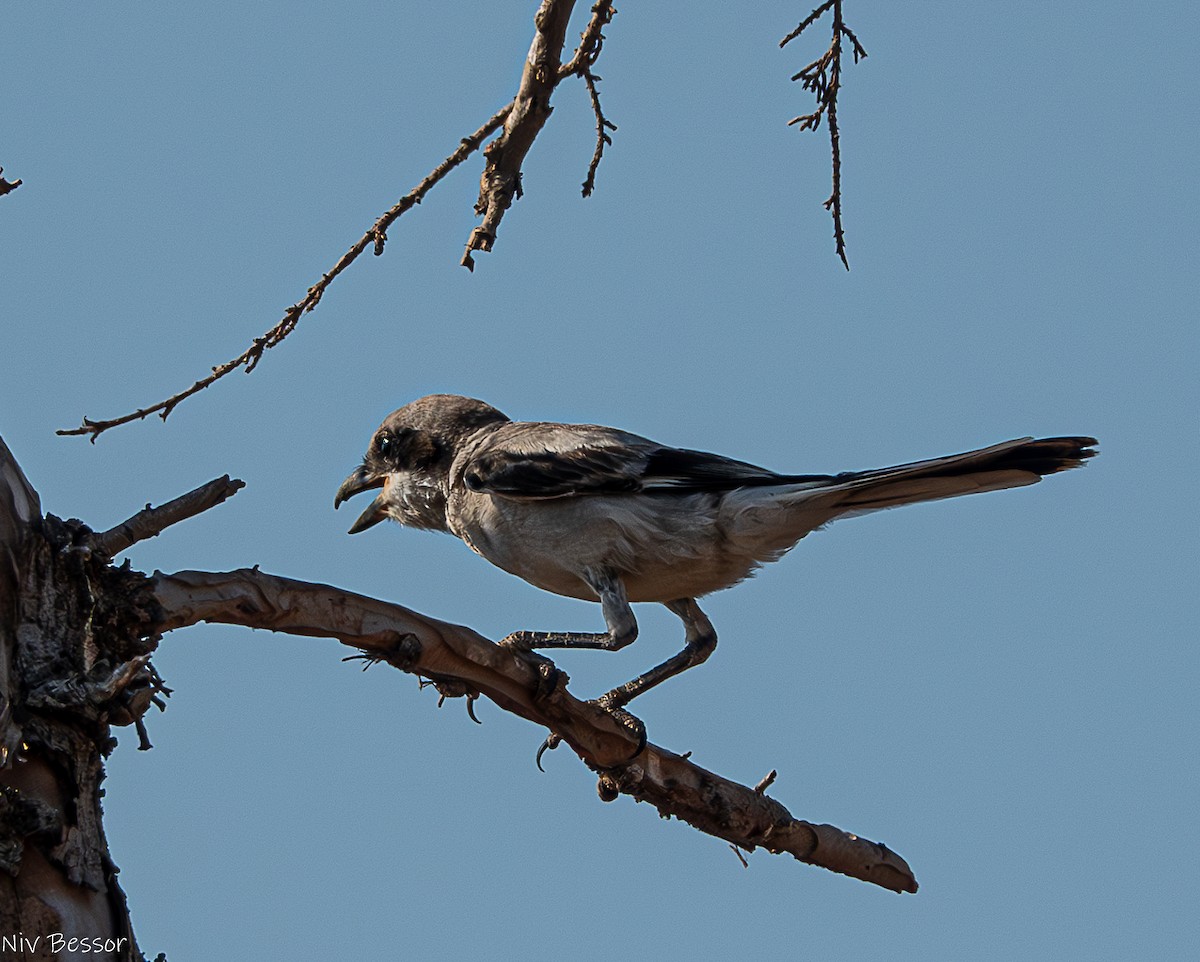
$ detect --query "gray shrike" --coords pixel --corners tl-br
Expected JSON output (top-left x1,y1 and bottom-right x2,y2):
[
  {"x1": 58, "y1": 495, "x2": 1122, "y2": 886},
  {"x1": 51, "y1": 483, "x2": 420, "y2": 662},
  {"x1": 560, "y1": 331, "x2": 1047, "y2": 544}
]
[{"x1": 336, "y1": 394, "x2": 1096, "y2": 711}]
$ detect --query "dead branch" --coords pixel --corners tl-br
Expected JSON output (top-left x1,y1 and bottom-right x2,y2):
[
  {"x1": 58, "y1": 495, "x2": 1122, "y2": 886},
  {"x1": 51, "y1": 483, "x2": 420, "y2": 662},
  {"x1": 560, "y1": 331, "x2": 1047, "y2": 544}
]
[
  {"x1": 581, "y1": 69, "x2": 617, "y2": 197},
  {"x1": 781, "y1": 1, "x2": 867, "y2": 269},
  {"x1": 56, "y1": 103, "x2": 512, "y2": 442},
  {"x1": 560, "y1": 1, "x2": 616, "y2": 78},
  {"x1": 60, "y1": 4, "x2": 624, "y2": 437},
  {"x1": 461, "y1": 0, "x2": 580, "y2": 270},
  {"x1": 149, "y1": 566, "x2": 917, "y2": 893},
  {"x1": 563, "y1": 1, "x2": 618, "y2": 197},
  {"x1": 91, "y1": 475, "x2": 245, "y2": 559},
  {"x1": 0, "y1": 167, "x2": 21, "y2": 197}
]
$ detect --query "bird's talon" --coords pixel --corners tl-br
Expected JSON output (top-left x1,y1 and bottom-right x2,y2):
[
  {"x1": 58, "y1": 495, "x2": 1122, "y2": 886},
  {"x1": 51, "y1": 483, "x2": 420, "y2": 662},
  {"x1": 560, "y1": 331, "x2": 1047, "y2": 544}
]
[
  {"x1": 466, "y1": 694, "x2": 482, "y2": 724},
  {"x1": 588, "y1": 698, "x2": 647, "y2": 757},
  {"x1": 535, "y1": 732, "x2": 563, "y2": 771}
]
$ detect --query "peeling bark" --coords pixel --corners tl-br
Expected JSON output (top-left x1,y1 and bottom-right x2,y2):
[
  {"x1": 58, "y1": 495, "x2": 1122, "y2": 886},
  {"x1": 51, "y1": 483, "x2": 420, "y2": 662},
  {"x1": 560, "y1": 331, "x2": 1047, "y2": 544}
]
[{"x1": 1, "y1": 438, "x2": 148, "y2": 961}]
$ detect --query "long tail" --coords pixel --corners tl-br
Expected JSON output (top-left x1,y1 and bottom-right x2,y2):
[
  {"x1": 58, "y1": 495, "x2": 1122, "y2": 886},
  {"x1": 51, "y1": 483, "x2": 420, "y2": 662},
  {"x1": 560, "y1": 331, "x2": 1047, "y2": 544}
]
[
  {"x1": 730, "y1": 436, "x2": 1097, "y2": 563},
  {"x1": 822, "y1": 436, "x2": 1098, "y2": 518}
]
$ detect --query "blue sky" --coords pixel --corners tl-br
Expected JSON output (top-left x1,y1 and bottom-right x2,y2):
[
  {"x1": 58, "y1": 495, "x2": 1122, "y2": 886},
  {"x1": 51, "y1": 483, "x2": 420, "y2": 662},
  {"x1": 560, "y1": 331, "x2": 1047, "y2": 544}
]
[{"x1": 2, "y1": 2, "x2": 1197, "y2": 959}]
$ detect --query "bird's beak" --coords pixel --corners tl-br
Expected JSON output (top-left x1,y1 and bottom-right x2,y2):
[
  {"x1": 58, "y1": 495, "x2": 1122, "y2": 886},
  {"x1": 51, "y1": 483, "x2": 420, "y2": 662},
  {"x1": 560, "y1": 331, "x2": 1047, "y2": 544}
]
[{"x1": 334, "y1": 465, "x2": 387, "y2": 534}]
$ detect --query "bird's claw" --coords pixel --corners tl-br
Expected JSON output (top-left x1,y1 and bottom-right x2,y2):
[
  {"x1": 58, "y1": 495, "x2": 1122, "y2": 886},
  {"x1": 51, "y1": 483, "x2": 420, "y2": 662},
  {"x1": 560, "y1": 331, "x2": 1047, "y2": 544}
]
[
  {"x1": 500, "y1": 637, "x2": 568, "y2": 702},
  {"x1": 590, "y1": 695, "x2": 647, "y2": 758},
  {"x1": 535, "y1": 732, "x2": 563, "y2": 771}
]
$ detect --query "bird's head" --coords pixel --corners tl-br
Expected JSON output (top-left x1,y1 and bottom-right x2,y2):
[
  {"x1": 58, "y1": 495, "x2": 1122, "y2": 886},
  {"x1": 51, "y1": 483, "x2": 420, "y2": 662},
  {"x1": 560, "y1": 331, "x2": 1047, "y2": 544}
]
[{"x1": 334, "y1": 394, "x2": 509, "y2": 534}]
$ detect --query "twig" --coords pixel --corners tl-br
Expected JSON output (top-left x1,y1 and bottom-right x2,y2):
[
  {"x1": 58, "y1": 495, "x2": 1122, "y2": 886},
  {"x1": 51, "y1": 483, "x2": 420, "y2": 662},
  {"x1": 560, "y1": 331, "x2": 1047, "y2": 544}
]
[
  {"x1": 561, "y1": 1, "x2": 618, "y2": 196},
  {"x1": 150, "y1": 567, "x2": 919, "y2": 893},
  {"x1": 754, "y1": 769, "x2": 777, "y2": 794},
  {"x1": 0, "y1": 167, "x2": 21, "y2": 197},
  {"x1": 560, "y1": 0, "x2": 616, "y2": 78},
  {"x1": 581, "y1": 69, "x2": 617, "y2": 197},
  {"x1": 91, "y1": 475, "x2": 245, "y2": 558},
  {"x1": 57, "y1": 104, "x2": 512, "y2": 441},
  {"x1": 780, "y1": 0, "x2": 837, "y2": 48},
  {"x1": 781, "y1": 0, "x2": 867, "y2": 269}
]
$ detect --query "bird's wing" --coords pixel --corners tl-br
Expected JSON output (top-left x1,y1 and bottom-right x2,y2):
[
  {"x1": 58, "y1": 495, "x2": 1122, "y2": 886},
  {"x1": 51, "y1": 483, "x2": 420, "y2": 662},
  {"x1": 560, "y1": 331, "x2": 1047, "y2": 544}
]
[{"x1": 462, "y1": 423, "x2": 819, "y2": 500}]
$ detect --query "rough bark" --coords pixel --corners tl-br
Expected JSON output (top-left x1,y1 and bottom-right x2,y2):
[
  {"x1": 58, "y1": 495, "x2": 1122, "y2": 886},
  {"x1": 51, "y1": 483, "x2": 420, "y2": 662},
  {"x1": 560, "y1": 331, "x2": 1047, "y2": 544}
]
[{"x1": 0, "y1": 437, "x2": 148, "y2": 961}]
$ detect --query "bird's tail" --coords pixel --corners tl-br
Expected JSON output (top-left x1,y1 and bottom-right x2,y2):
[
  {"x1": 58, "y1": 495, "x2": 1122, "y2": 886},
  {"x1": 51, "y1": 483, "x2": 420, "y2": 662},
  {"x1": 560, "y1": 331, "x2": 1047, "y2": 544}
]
[
  {"x1": 819, "y1": 436, "x2": 1098, "y2": 519},
  {"x1": 727, "y1": 436, "x2": 1097, "y2": 563}
]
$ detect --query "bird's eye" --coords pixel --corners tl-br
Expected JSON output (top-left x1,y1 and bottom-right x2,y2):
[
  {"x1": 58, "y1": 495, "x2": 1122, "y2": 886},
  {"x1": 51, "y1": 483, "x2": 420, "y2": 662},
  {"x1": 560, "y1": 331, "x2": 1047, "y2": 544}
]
[{"x1": 376, "y1": 433, "x2": 393, "y2": 456}]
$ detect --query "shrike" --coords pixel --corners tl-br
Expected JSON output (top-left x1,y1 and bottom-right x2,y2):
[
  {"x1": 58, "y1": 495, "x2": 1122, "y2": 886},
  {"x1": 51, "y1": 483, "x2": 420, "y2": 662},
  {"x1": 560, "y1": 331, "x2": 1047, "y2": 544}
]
[{"x1": 336, "y1": 394, "x2": 1096, "y2": 712}]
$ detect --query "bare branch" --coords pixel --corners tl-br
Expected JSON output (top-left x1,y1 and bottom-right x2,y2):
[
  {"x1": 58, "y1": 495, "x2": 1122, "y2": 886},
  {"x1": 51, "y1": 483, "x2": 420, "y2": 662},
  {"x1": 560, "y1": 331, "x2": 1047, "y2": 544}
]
[
  {"x1": 462, "y1": 0, "x2": 580, "y2": 270},
  {"x1": 560, "y1": 0, "x2": 616, "y2": 78},
  {"x1": 780, "y1": 1, "x2": 837, "y2": 49},
  {"x1": 581, "y1": 69, "x2": 617, "y2": 197},
  {"x1": 91, "y1": 475, "x2": 245, "y2": 559},
  {"x1": 57, "y1": 104, "x2": 513, "y2": 441},
  {"x1": 149, "y1": 567, "x2": 918, "y2": 893},
  {"x1": 754, "y1": 769, "x2": 777, "y2": 794},
  {"x1": 59, "y1": 3, "x2": 624, "y2": 432},
  {"x1": 781, "y1": 0, "x2": 866, "y2": 269},
  {"x1": 0, "y1": 167, "x2": 21, "y2": 198}
]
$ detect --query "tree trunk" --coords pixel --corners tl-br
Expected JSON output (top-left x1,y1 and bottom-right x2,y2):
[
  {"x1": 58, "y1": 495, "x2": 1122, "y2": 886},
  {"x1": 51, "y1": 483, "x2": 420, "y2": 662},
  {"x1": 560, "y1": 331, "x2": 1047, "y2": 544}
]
[{"x1": 0, "y1": 436, "x2": 147, "y2": 962}]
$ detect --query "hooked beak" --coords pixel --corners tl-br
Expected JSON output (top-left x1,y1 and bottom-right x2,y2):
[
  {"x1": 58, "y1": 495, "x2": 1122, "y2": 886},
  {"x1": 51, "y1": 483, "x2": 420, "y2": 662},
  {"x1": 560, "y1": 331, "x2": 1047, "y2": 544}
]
[{"x1": 334, "y1": 465, "x2": 387, "y2": 534}]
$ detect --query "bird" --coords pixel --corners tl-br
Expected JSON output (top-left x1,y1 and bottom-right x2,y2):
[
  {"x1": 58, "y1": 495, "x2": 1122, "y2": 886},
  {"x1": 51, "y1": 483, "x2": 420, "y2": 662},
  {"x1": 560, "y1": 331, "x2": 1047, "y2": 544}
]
[{"x1": 335, "y1": 394, "x2": 1096, "y2": 713}]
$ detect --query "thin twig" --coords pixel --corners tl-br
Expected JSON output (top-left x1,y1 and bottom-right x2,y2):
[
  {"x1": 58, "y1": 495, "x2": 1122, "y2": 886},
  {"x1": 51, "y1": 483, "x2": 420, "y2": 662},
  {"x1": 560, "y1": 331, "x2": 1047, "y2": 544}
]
[
  {"x1": 57, "y1": 104, "x2": 512, "y2": 441},
  {"x1": 581, "y1": 69, "x2": 617, "y2": 197},
  {"x1": 91, "y1": 475, "x2": 245, "y2": 558},
  {"x1": 566, "y1": 2, "x2": 619, "y2": 198},
  {"x1": 781, "y1": 0, "x2": 866, "y2": 269},
  {"x1": 560, "y1": 0, "x2": 616, "y2": 78},
  {"x1": 779, "y1": 0, "x2": 837, "y2": 49}
]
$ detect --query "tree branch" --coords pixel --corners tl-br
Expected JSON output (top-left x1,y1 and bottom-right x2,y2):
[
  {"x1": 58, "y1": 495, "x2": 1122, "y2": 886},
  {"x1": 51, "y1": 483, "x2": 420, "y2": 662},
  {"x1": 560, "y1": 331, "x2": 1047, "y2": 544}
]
[
  {"x1": 57, "y1": 104, "x2": 513, "y2": 441},
  {"x1": 781, "y1": 0, "x2": 867, "y2": 269},
  {"x1": 560, "y1": 0, "x2": 616, "y2": 78},
  {"x1": 91, "y1": 475, "x2": 245, "y2": 559},
  {"x1": 461, "y1": 0, "x2": 580, "y2": 270},
  {"x1": 60, "y1": 4, "x2": 623, "y2": 433},
  {"x1": 149, "y1": 566, "x2": 918, "y2": 893},
  {"x1": 581, "y1": 69, "x2": 617, "y2": 198},
  {"x1": 0, "y1": 167, "x2": 21, "y2": 198}
]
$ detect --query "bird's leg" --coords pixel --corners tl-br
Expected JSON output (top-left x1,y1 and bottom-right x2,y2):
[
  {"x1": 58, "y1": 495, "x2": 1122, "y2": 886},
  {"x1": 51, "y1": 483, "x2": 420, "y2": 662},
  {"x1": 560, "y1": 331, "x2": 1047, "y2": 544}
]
[
  {"x1": 501, "y1": 570, "x2": 646, "y2": 752},
  {"x1": 597, "y1": 598, "x2": 717, "y2": 710},
  {"x1": 499, "y1": 568, "x2": 638, "y2": 653}
]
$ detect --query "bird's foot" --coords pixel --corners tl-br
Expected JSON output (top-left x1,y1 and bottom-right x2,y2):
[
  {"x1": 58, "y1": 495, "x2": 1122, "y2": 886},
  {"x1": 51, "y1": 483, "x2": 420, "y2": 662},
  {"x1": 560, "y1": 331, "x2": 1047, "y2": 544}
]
[
  {"x1": 499, "y1": 635, "x2": 567, "y2": 702},
  {"x1": 590, "y1": 692, "x2": 647, "y2": 758}
]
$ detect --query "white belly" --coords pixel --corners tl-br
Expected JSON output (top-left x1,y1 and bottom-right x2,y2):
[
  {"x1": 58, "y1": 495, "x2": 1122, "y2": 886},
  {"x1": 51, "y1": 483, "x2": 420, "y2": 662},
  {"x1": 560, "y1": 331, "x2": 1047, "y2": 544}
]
[{"x1": 448, "y1": 490, "x2": 770, "y2": 603}]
